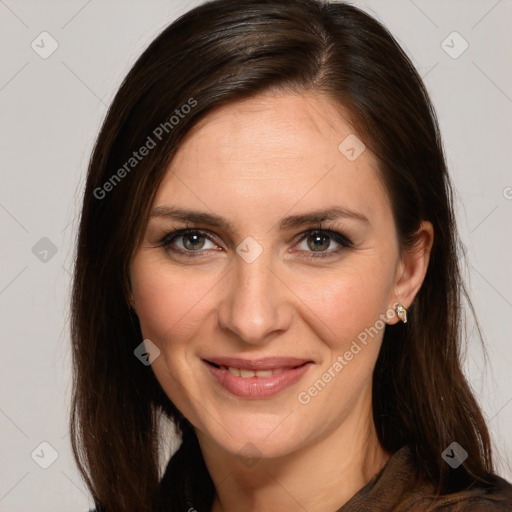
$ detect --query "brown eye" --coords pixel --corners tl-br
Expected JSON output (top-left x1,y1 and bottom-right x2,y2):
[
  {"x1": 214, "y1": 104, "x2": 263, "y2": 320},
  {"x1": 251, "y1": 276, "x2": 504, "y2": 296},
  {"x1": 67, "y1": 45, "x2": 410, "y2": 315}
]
[
  {"x1": 161, "y1": 229, "x2": 219, "y2": 256},
  {"x1": 182, "y1": 232, "x2": 206, "y2": 250},
  {"x1": 295, "y1": 229, "x2": 352, "y2": 259},
  {"x1": 306, "y1": 233, "x2": 332, "y2": 252}
]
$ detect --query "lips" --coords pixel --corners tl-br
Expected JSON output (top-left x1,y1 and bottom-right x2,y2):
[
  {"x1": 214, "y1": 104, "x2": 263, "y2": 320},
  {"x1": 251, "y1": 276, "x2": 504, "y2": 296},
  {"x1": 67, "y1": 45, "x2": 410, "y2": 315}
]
[
  {"x1": 204, "y1": 356, "x2": 311, "y2": 371},
  {"x1": 203, "y1": 357, "x2": 313, "y2": 399}
]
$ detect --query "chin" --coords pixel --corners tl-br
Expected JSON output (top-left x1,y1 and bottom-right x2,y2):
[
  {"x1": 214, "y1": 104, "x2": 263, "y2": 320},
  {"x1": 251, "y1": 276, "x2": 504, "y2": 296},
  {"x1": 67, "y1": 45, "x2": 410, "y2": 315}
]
[{"x1": 196, "y1": 411, "x2": 310, "y2": 462}]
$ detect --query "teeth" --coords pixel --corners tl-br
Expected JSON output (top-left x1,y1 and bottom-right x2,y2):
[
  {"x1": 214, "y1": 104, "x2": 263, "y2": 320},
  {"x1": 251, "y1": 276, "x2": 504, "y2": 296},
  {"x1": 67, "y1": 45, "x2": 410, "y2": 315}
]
[
  {"x1": 212, "y1": 363, "x2": 304, "y2": 377},
  {"x1": 255, "y1": 370, "x2": 273, "y2": 377},
  {"x1": 227, "y1": 366, "x2": 240, "y2": 376},
  {"x1": 222, "y1": 366, "x2": 288, "y2": 378}
]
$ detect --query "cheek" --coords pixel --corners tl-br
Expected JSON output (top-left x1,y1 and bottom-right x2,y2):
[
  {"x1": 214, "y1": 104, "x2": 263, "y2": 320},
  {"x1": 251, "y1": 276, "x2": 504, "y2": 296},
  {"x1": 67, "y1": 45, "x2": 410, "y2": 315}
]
[
  {"x1": 291, "y1": 268, "x2": 390, "y2": 419},
  {"x1": 130, "y1": 257, "x2": 223, "y2": 418},
  {"x1": 130, "y1": 255, "x2": 223, "y2": 346},
  {"x1": 291, "y1": 261, "x2": 392, "y2": 351}
]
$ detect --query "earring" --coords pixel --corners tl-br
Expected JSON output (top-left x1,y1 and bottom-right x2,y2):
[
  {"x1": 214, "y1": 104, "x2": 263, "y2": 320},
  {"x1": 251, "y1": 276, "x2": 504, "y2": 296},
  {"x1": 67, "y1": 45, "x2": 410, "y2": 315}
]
[{"x1": 396, "y1": 304, "x2": 408, "y2": 323}]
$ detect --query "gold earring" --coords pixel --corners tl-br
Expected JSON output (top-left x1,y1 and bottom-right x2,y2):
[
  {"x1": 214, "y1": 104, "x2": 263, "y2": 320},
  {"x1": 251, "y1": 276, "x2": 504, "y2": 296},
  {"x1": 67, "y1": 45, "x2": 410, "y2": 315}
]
[{"x1": 396, "y1": 304, "x2": 408, "y2": 323}]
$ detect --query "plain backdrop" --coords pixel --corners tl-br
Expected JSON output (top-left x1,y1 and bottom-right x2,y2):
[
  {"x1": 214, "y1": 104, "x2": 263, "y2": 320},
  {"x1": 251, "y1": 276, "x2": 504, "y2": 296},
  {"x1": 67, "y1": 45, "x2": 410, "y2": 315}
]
[{"x1": 0, "y1": 0, "x2": 511, "y2": 510}]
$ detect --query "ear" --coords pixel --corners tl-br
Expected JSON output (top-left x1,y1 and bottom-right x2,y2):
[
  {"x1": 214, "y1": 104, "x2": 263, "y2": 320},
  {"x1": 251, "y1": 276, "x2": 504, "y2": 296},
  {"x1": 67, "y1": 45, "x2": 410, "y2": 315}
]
[
  {"x1": 125, "y1": 282, "x2": 137, "y2": 313},
  {"x1": 128, "y1": 292, "x2": 137, "y2": 313},
  {"x1": 387, "y1": 220, "x2": 434, "y2": 325}
]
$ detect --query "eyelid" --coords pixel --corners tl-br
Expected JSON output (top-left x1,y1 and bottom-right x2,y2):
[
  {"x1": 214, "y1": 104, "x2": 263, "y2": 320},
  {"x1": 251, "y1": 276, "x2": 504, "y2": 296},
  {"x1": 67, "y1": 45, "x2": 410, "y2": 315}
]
[
  {"x1": 159, "y1": 227, "x2": 353, "y2": 258},
  {"x1": 293, "y1": 228, "x2": 352, "y2": 247},
  {"x1": 159, "y1": 228, "x2": 222, "y2": 250}
]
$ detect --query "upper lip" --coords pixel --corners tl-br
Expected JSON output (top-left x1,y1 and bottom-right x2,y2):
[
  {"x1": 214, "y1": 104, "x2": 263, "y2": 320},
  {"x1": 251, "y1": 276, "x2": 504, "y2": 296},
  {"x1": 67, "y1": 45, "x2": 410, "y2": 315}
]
[{"x1": 203, "y1": 357, "x2": 312, "y2": 371}]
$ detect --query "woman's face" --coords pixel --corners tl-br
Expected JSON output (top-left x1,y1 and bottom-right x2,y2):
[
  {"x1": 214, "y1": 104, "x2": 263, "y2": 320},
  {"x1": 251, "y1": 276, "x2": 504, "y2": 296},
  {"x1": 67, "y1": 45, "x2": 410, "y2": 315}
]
[{"x1": 130, "y1": 91, "x2": 408, "y2": 459}]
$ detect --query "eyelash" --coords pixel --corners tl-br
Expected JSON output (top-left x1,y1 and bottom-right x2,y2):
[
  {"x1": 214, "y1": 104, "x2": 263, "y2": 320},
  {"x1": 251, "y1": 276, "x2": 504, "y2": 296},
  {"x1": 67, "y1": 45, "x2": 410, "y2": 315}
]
[{"x1": 159, "y1": 228, "x2": 353, "y2": 260}]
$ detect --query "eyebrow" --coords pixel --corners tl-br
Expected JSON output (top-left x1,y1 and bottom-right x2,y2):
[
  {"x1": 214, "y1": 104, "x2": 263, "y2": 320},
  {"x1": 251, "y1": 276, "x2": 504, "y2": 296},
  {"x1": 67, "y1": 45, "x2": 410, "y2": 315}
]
[{"x1": 149, "y1": 205, "x2": 369, "y2": 232}]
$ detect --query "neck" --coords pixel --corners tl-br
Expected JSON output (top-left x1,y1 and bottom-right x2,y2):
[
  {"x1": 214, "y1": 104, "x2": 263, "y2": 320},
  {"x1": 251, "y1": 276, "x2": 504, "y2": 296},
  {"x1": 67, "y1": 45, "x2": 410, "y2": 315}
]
[{"x1": 195, "y1": 392, "x2": 390, "y2": 512}]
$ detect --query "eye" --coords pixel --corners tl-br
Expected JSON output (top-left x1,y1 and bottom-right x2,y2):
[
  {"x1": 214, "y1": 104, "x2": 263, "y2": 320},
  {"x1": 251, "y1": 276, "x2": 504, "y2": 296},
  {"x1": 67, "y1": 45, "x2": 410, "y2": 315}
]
[
  {"x1": 159, "y1": 227, "x2": 352, "y2": 260},
  {"x1": 160, "y1": 229, "x2": 220, "y2": 256},
  {"x1": 295, "y1": 229, "x2": 352, "y2": 259}
]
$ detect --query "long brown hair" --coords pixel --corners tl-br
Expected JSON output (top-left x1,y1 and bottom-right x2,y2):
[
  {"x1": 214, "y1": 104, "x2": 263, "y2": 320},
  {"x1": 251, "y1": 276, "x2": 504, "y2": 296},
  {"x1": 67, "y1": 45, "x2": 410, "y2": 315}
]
[{"x1": 70, "y1": 1, "x2": 497, "y2": 510}]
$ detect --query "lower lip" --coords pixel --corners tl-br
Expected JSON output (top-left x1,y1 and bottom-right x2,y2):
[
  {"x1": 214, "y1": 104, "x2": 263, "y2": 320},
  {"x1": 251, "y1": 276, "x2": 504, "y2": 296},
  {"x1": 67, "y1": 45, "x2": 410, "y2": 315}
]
[{"x1": 203, "y1": 360, "x2": 313, "y2": 399}]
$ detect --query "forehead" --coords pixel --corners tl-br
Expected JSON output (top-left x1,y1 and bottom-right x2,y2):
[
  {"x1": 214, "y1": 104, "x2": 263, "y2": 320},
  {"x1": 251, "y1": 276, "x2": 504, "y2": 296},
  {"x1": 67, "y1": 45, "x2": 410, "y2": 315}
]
[
  {"x1": 171, "y1": 92, "x2": 362, "y2": 174},
  {"x1": 153, "y1": 92, "x2": 390, "y2": 226}
]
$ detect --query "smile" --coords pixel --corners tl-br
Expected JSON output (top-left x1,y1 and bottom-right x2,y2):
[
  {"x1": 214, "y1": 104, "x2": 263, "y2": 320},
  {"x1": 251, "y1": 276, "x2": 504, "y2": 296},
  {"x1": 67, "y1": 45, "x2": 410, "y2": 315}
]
[
  {"x1": 203, "y1": 357, "x2": 313, "y2": 399},
  {"x1": 217, "y1": 365, "x2": 287, "y2": 377}
]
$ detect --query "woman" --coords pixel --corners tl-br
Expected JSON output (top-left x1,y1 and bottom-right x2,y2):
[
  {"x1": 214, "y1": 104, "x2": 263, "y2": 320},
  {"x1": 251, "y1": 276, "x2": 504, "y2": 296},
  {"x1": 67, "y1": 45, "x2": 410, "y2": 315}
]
[{"x1": 70, "y1": 0, "x2": 512, "y2": 510}]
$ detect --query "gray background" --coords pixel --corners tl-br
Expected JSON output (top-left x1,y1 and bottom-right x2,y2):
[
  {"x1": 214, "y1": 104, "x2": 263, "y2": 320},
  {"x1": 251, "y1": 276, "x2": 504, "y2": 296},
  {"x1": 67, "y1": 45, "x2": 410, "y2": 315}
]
[{"x1": 0, "y1": 0, "x2": 511, "y2": 510}]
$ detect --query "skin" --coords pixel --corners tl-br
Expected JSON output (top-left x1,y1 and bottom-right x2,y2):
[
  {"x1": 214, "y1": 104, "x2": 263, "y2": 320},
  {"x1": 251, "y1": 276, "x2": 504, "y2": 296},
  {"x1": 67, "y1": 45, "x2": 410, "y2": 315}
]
[{"x1": 130, "y1": 91, "x2": 433, "y2": 512}]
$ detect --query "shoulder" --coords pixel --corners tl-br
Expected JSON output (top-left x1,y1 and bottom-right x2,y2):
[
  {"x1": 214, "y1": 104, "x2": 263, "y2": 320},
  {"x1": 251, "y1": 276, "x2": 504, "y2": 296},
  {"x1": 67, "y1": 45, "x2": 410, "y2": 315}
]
[
  {"x1": 409, "y1": 473, "x2": 512, "y2": 511},
  {"x1": 369, "y1": 445, "x2": 512, "y2": 511}
]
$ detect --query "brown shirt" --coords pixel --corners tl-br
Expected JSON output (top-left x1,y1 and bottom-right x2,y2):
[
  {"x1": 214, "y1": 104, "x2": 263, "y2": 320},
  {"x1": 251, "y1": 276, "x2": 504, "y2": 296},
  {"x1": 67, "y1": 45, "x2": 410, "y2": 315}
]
[
  {"x1": 155, "y1": 440, "x2": 512, "y2": 511},
  {"x1": 336, "y1": 446, "x2": 512, "y2": 511}
]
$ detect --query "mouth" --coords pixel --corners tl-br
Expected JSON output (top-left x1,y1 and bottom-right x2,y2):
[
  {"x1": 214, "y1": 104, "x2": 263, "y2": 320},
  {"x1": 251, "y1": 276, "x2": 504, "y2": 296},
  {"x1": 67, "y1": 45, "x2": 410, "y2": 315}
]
[{"x1": 202, "y1": 357, "x2": 313, "y2": 399}]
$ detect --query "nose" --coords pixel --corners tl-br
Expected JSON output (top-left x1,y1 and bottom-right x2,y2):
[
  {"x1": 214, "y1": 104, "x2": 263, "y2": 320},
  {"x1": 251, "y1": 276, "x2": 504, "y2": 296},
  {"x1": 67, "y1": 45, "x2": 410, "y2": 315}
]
[{"x1": 216, "y1": 252, "x2": 293, "y2": 345}]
